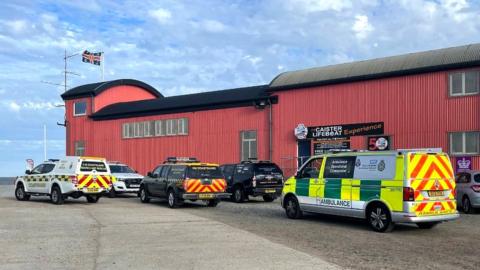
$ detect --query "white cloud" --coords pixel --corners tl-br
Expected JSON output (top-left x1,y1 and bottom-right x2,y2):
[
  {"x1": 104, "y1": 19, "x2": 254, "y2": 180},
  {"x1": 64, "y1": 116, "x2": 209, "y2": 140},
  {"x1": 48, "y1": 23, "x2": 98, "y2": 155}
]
[
  {"x1": 4, "y1": 19, "x2": 28, "y2": 33},
  {"x1": 149, "y1": 8, "x2": 172, "y2": 24},
  {"x1": 287, "y1": 0, "x2": 352, "y2": 13},
  {"x1": 440, "y1": 0, "x2": 470, "y2": 22},
  {"x1": 352, "y1": 15, "x2": 374, "y2": 40},
  {"x1": 8, "y1": 101, "x2": 21, "y2": 112},
  {"x1": 202, "y1": 20, "x2": 226, "y2": 33},
  {"x1": 244, "y1": 55, "x2": 262, "y2": 65}
]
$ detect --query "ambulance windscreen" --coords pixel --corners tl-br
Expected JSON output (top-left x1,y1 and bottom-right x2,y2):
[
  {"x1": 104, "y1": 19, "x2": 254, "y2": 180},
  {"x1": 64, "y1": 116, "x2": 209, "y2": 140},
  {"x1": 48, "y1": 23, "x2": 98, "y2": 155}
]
[{"x1": 80, "y1": 161, "x2": 108, "y2": 172}]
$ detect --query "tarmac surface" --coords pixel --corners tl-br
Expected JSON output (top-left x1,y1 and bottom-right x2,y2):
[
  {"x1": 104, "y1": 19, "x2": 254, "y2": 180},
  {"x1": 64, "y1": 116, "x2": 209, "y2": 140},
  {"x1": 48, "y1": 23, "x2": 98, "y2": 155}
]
[{"x1": 0, "y1": 185, "x2": 338, "y2": 270}]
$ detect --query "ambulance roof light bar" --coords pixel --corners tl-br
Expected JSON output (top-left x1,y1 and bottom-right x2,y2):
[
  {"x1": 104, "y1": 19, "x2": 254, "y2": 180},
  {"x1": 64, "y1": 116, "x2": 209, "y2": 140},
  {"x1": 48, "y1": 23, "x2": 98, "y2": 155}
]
[{"x1": 397, "y1": 148, "x2": 442, "y2": 154}]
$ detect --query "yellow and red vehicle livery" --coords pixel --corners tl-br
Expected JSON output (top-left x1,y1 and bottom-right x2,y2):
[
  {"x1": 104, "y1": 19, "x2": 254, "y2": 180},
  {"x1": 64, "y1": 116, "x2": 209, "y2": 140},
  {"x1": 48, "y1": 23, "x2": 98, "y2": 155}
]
[{"x1": 281, "y1": 149, "x2": 459, "y2": 232}]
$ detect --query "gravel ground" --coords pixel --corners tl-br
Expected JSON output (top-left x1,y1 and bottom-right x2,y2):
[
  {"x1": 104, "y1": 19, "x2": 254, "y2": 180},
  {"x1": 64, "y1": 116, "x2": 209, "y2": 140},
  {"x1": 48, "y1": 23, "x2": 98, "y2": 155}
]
[{"x1": 180, "y1": 196, "x2": 480, "y2": 270}]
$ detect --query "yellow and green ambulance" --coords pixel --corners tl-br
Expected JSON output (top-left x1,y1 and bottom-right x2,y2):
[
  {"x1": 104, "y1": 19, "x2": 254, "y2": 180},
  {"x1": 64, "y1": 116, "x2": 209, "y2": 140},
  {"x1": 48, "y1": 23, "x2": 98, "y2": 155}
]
[{"x1": 281, "y1": 149, "x2": 459, "y2": 232}]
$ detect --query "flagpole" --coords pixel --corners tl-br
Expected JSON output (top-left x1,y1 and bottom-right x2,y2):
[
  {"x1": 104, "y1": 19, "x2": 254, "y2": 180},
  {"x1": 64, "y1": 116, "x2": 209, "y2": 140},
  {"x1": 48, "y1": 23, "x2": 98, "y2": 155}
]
[{"x1": 101, "y1": 52, "x2": 105, "y2": 81}]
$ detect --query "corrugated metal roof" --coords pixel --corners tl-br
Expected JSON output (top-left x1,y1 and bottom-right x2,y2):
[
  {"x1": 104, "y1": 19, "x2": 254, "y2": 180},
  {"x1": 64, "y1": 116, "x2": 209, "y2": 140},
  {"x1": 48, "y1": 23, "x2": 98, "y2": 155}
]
[{"x1": 269, "y1": 43, "x2": 480, "y2": 91}]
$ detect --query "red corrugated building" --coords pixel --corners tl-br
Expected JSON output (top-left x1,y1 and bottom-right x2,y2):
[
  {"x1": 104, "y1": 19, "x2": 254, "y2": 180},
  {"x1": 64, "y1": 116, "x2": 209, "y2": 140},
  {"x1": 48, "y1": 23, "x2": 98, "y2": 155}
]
[{"x1": 62, "y1": 44, "x2": 480, "y2": 175}]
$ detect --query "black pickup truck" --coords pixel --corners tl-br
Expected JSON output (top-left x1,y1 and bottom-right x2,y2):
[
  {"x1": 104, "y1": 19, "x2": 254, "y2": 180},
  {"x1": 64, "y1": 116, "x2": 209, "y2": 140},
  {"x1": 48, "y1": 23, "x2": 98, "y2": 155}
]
[{"x1": 220, "y1": 161, "x2": 284, "y2": 203}]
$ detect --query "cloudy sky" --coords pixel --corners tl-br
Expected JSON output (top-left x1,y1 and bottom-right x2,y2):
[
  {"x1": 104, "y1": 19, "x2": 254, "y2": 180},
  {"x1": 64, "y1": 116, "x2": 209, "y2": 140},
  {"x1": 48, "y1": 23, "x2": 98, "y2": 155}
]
[{"x1": 0, "y1": 0, "x2": 479, "y2": 176}]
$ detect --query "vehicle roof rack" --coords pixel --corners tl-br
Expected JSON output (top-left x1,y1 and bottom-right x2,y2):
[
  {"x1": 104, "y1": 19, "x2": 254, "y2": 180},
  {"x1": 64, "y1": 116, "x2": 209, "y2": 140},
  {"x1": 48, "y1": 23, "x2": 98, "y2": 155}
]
[
  {"x1": 397, "y1": 148, "x2": 442, "y2": 153},
  {"x1": 241, "y1": 159, "x2": 271, "y2": 164},
  {"x1": 47, "y1": 159, "x2": 60, "y2": 162},
  {"x1": 164, "y1": 157, "x2": 199, "y2": 164}
]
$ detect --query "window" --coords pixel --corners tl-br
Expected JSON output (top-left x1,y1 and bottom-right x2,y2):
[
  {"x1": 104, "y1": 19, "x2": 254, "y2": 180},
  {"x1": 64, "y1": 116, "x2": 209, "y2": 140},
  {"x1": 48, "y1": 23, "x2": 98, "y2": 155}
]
[
  {"x1": 41, "y1": 164, "x2": 56, "y2": 174},
  {"x1": 152, "y1": 166, "x2": 163, "y2": 177},
  {"x1": 74, "y1": 141, "x2": 85, "y2": 156},
  {"x1": 455, "y1": 173, "x2": 471, "y2": 184},
  {"x1": 450, "y1": 132, "x2": 480, "y2": 155},
  {"x1": 323, "y1": 156, "x2": 356, "y2": 178},
  {"x1": 155, "y1": 120, "x2": 166, "y2": 136},
  {"x1": 144, "y1": 121, "x2": 154, "y2": 137},
  {"x1": 74, "y1": 101, "x2": 87, "y2": 116},
  {"x1": 449, "y1": 71, "x2": 480, "y2": 96},
  {"x1": 299, "y1": 158, "x2": 323, "y2": 178},
  {"x1": 178, "y1": 118, "x2": 189, "y2": 135},
  {"x1": 240, "y1": 130, "x2": 257, "y2": 161},
  {"x1": 167, "y1": 166, "x2": 186, "y2": 179},
  {"x1": 474, "y1": 174, "x2": 480, "y2": 183},
  {"x1": 80, "y1": 161, "x2": 107, "y2": 172},
  {"x1": 122, "y1": 123, "x2": 131, "y2": 138},
  {"x1": 31, "y1": 165, "x2": 44, "y2": 174},
  {"x1": 166, "y1": 119, "x2": 178, "y2": 135},
  {"x1": 134, "y1": 122, "x2": 144, "y2": 137}
]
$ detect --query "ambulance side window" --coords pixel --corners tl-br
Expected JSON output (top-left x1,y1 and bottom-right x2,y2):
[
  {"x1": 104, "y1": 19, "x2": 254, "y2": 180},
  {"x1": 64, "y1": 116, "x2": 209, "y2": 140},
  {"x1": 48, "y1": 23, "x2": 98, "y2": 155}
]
[
  {"x1": 298, "y1": 158, "x2": 323, "y2": 178},
  {"x1": 323, "y1": 156, "x2": 356, "y2": 179}
]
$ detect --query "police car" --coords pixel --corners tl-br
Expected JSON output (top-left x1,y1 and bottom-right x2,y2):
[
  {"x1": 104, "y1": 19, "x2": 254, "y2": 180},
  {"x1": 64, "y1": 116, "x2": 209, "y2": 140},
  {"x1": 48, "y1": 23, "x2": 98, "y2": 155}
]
[
  {"x1": 15, "y1": 156, "x2": 114, "y2": 204},
  {"x1": 107, "y1": 161, "x2": 144, "y2": 198},
  {"x1": 281, "y1": 149, "x2": 459, "y2": 232}
]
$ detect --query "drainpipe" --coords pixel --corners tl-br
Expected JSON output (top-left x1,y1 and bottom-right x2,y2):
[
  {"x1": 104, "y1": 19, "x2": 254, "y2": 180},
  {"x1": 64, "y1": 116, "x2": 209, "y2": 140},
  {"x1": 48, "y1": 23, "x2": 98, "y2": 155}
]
[{"x1": 268, "y1": 99, "x2": 273, "y2": 161}]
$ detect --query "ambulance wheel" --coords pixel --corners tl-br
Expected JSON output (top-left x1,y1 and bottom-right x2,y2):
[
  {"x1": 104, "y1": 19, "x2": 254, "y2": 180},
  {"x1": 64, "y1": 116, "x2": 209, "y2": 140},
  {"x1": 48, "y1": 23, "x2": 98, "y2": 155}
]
[
  {"x1": 232, "y1": 185, "x2": 245, "y2": 203},
  {"x1": 51, "y1": 186, "x2": 64, "y2": 205},
  {"x1": 206, "y1": 199, "x2": 219, "y2": 207},
  {"x1": 417, "y1": 222, "x2": 439, "y2": 229},
  {"x1": 139, "y1": 186, "x2": 150, "y2": 203},
  {"x1": 263, "y1": 194, "x2": 275, "y2": 202},
  {"x1": 463, "y1": 196, "x2": 474, "y2": 214},
  {"x1": 15, "y1": 184, "x2": 30, "y2": 201},
  {"x1": 167, "y1": 189, "x2": 179, "y2": 208},
  {"x1": 367, "y1": 203, "x2": 394, "y2": 233},
  {"x1": 285, "y1": 195, "x2": 303, "y2": 219},
  {"x1": 86, "y1": 195, "x2": 100, "y2": 203}
]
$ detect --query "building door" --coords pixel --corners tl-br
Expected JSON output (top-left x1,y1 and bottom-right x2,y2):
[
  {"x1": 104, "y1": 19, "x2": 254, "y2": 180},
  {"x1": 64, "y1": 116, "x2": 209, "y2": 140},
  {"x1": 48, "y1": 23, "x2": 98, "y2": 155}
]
[{"x1": 297, "y1": 140, "x2": 311, "y2": 167}]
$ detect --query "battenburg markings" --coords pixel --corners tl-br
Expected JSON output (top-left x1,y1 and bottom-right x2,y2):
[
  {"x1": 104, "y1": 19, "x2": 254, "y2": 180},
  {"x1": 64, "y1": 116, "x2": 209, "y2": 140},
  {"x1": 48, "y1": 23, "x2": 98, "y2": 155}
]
[
  {"x1": 360, "y1": 180, "x2": 381, "y2": 201},
  {"x1": 296, "y1": 178, "x2": 310, "y2": 196},
  {"x1": 324, "y1": 178, "x2": 342, "y2": 199}
]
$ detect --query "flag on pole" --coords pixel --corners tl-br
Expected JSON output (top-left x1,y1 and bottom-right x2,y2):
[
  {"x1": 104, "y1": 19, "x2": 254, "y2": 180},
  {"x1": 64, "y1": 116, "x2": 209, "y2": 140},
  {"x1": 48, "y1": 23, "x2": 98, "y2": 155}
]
[{"x1": 82, "y1": 50, "x2": 102, "y2": 65}]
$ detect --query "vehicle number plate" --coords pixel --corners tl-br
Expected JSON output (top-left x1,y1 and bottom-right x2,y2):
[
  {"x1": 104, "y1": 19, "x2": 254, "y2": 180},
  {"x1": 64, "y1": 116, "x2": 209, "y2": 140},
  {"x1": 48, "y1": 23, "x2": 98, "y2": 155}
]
[
  {"x1": 86, "y1": 187, "x2": 99, "y2": 193},
  {"x1": 427, "y1": 190, "x2": 444, "y2": 197},
  {"x1": 129, "y1": 184, "x2": 140, "y2": 188},
  {"x1": 265, "y1": 189, "x2": 276, "y2": 193},
  {"x1": 199, "y1": 194, "x2": 214, "y2": 199}
]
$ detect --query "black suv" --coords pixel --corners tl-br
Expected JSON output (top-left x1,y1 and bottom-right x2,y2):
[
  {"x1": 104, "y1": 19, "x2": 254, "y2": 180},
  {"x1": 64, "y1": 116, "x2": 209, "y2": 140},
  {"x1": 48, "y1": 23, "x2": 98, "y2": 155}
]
[
  {"x1": 220, "y1": 161, "x2": 284, "y2": 203},
  {"x1": 139, "y1": 158, "x2": 230, "y2": 208}
]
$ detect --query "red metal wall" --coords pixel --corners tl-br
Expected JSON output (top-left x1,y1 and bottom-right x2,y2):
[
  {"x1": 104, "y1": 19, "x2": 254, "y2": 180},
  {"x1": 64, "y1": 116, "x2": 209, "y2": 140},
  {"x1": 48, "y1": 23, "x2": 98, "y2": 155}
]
[
  {"x1": 66, "y1": 104, "x2": 270, "y2": 175},
  {"x1": 94, "y1": 85, "x2": 157, "y2": 112},
  {"x1": 271, "y1": 69, "x2": 480, "y2": 174}
]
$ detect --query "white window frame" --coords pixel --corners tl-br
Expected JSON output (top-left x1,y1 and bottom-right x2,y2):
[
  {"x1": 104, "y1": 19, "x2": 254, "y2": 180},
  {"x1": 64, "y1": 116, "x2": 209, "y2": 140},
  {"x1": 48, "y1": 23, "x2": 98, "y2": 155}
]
[
  {"x1": 134, "y1": 122, "x2": 144, "y2": 138},
  {"x1": 155, "y1": 120, "x2": 165, "y2": 136},
  {"x1": 449, "y1": 131, "x2": 480, "y2": 155},
  {"x1": 144, "y1": 121, "x2": 153, "y2": 137},
  {"x1": 166, "y1": 119, "x2": 177, "y2": 136},
  {"x1": 449, "y1": 71, "x2": 480, "y2": 96},
  {"x1": 240, "y1": 130, "x2": 257, "y2": 161},
  {"x1": 73, "y1": 101, "x2": 87, "y2": 116},
  {"x1": 122, "y1": 123, "x2": 130, "y2": 138},
  {"x1": 178, "y1": 118, "x2": 189, "y2": 135}
]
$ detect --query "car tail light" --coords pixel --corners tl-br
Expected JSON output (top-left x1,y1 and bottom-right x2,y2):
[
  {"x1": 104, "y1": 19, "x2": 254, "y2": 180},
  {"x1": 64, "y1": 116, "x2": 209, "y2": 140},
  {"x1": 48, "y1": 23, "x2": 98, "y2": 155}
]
[
  {"x1": 471, "y1": 185, "x2": 480, "y2": 193},
  {"x1": 403, "y1": 187, "x2": 415, "y2": 201},
  {"x1": 252, "y1": 176, "x2": 256, "y2": 187},
  {"x1": 70, "y1": 176, "x2": 78, "y2": 185}
]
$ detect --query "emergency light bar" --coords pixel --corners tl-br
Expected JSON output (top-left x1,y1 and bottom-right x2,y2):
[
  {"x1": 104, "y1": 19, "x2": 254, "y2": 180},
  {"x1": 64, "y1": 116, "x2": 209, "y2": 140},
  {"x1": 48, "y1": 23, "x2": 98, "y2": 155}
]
[{"x1": 165, "y1": 157, "x2": 199, "y2": 163}]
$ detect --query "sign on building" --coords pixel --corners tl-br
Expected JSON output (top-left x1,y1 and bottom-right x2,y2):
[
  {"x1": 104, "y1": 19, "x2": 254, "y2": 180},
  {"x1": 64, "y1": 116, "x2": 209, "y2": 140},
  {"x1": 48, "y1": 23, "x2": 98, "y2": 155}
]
[
  {"x1": 306, "y1": 122, "x2": 384, "y2": 139},
  {"x1": 313, "y1": 140, "x2": 350, "y2": 154},
  {"x1": 367, "y1": 135, "x2": 391, "y2": 151},
  {"x1": 456, "y1": 156, "x2": 472, "y2": 172}
]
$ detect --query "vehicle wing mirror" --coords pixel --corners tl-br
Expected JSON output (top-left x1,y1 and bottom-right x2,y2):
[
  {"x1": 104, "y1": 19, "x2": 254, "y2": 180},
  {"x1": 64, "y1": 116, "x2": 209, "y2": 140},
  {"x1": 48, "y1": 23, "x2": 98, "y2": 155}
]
[
  {"x1": 25, "y1": 170, "x2": 31, "y2": 175},
  {"x1": 147, "y1": 172, "x2": 153, "y2": 177}
]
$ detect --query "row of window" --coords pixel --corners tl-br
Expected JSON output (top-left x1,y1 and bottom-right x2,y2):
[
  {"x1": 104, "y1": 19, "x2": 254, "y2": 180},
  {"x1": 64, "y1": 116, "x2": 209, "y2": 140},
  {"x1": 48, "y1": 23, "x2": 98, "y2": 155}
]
[{"x1": 122, "y1": 118, "x2": 189, "y2": 138}]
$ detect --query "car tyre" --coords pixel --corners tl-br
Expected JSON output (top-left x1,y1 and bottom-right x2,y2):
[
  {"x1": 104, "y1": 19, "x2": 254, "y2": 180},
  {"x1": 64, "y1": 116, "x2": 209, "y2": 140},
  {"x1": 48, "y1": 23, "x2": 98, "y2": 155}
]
[
  {"x1": 108, "y1": 188, "x2": 116, "y2": 198},
  {"x1": 285, "y1": 196, "x2": 303, "y2": 219},
  {"x1": 167, "y1": 189, "x2": 179, "y2": 208},
  {"x1": 206, "y1": 199, "x2": 219, "y2": 207},
  {"x1": 262, "y1": 194, "x2": 275, "y2": 202},
  {"x1": 15, "y1": 184, "x2": 30, "y2": 201},
  {"x1": 139, "y1": 186, "x2": 150, "y2": 203},
  {"x1": 463, "y1": 196, "x2": 474, "y2": 214},
  {"x1": 367, "y1": 204, "x2": 394, "y2": 233},
  {"x1": 232, "y1": 185, "x2": 245, "y2": 203},
  {"x1": 86, "y1": 195, "x2": 100, "y2": 203},
  {"x1": 50, "y1": 186, "x2": 64, "y2": 205},
  {"x1": 417, "y1": 222, "x2": 439, "y2": 229}
]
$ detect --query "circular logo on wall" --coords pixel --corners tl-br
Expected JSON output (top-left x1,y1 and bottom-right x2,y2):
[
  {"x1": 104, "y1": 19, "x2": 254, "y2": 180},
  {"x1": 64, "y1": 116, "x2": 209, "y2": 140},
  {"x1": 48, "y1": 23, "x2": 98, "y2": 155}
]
[
  {"x1": 375, "y1": 137, "x2": 389, "y2": 150},
  {"x1": 294, "y1": 123, "x2": 308, "y2": 140}
]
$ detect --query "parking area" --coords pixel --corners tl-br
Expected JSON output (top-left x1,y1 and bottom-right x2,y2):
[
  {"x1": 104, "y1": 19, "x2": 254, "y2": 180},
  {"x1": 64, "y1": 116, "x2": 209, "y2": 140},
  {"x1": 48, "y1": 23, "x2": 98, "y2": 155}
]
[{"x1": 1, "y1": 184, "x2": 479, "y2": 270}]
